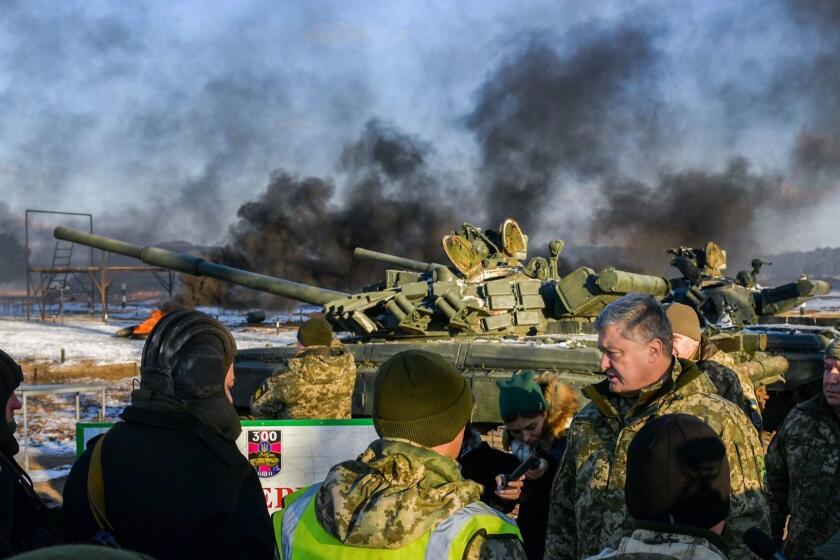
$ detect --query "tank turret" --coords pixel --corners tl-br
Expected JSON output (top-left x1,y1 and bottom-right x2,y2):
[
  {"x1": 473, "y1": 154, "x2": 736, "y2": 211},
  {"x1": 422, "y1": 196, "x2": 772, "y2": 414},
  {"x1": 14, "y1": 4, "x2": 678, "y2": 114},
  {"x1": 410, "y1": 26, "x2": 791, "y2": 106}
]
[{"x1": 667, "y1": 241, "x2": 833, "y2": 328}]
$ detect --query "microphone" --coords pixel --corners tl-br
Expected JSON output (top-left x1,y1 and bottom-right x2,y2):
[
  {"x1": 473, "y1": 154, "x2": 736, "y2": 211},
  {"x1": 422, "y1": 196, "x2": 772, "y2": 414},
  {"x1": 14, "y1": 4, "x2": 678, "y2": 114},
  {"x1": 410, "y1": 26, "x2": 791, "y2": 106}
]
[{"x1": 743, "y1": 528, "x2": 787, "y2": 560}]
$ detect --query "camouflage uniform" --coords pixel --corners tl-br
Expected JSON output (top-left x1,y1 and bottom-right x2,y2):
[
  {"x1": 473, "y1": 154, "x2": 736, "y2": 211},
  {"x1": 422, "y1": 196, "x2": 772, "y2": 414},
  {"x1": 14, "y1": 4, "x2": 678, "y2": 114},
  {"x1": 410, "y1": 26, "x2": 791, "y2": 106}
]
[
  {"x1": 766, "y1": 393, "x2": 840, "y2": 560},
  {"x1": 698, "y1": 342, "x2": 763, "y2": 432},
  {"x1": 545, "y1": 359, "x2": 769, "y2": 560},
  {"x1": 313, "y1": 438, "x2": 526, "y2": 558},
  {"x1": 585, "y1": 522, "x2": 729, "y2": 560},
  {"x1": 250, "y1": 345, "x2": 356, "y2": 419}
]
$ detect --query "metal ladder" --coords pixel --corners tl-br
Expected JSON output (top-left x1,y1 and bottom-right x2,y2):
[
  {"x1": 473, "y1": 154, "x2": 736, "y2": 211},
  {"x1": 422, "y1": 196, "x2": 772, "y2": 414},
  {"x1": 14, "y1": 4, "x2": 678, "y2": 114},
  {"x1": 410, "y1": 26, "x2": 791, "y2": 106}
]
[{"x1": 46, "y1": 241, "x2": 74, "y2": 295}]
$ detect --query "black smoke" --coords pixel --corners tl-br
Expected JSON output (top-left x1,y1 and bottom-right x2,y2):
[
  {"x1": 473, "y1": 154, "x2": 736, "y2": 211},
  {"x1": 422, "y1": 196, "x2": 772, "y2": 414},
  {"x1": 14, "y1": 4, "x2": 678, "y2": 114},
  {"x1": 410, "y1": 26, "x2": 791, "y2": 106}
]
[
  {"x1": 592, "y1": 159, "x2": 788, "y2": 272},
  {"x1": 0, "y1": 203, "x2": 26, "y2": 285},
  {"x1": 467, "y1": 24, "x2": 664, "y2": 231},
  {"x1": 218, "y1": 119, "x2": 461, "y2": 308}
]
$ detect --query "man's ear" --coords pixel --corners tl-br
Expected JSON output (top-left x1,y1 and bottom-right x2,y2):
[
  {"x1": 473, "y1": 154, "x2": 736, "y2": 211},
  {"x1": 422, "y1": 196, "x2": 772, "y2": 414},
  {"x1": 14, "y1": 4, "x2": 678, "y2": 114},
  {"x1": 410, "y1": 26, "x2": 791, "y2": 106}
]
[{"x1": 647, "y1": 338, "x2": 664, "y2": 361}]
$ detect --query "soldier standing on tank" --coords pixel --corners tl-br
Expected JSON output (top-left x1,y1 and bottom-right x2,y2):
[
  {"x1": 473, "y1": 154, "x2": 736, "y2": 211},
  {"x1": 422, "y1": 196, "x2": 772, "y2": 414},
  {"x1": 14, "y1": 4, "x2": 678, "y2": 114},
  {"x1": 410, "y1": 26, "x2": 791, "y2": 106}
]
[
  {"x1": 666, "y1": 302, "x2": 764, "y2": 432},
  {"x1": 765, "y1": 338, "x2": 840, "y2": 560},
  {"x1": 250, "y1": 316, "x2": 357, "y2": 419},
  {"x1": 274, "y1": 349, "x2": 527, "y2": 559},
  {"x1": 544, "y1": 293, "x2": 769, "y2": 560}
]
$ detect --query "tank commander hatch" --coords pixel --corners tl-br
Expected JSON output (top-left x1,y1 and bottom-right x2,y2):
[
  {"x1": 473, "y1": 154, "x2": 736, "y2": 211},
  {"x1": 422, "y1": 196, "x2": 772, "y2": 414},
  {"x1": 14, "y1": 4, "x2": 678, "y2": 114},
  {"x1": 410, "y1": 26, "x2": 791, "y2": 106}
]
[{"x1": 250, "y1": 316, "x2": 357, "y2": 419}]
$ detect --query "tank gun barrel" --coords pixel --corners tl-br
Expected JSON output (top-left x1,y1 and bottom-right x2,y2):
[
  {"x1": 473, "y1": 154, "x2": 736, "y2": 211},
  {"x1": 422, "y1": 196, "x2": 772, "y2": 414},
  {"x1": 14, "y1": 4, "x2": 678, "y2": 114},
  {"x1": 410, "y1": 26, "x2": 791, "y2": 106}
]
[
  {"x1": 595, "y1": 268, "x2": 671, "y2": 296},
  {"x1": 353, "y1": 247, "x2": 448, "y2": 274},
  {"x1": 54, "y1": 227, "x2": 347, "y2": 306},
  {"x1": 732, "y1": 354, "x2": 789, "y2": 386}
]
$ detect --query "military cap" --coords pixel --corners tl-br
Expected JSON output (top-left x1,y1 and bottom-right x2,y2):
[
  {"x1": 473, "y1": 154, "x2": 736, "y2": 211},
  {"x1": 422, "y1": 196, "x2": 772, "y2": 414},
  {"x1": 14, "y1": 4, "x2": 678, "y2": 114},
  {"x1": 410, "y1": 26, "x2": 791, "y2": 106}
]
[
  {"x1": 297, "y1": 317, "x2": 333, "y2": 347},
  {"x1": 666, "y1": 302, "x2": 702, "y2": 341}
]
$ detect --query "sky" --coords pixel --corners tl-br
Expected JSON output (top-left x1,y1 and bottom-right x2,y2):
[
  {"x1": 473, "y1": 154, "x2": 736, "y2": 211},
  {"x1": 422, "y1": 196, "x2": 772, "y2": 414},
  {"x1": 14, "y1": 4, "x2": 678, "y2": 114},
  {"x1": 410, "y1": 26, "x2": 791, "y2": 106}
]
[{"x1": 2, "y1": 0, "x2": 840, "y2": 286}]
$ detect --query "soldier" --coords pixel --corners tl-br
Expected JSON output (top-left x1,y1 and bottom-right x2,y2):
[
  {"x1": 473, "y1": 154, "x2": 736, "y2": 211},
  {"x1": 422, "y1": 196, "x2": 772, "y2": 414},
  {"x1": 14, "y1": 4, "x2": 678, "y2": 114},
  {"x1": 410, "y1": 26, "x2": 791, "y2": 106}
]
[
  {"x1": 250, "y1": 316, "x2": 356, "y2": 419},
  {"x1": 666, "y1": 302, "x2": 763, "y2": 432},
  {"x1": 544, "y1": 294, "x2": 768, "y2": 560},
  {"x1": 274, "y1": 349, "x2": 527, "y2": 559},
  {"x1": 587, "y1": 414, "x2": 731, "y2": 560},
  {"x1": 765, "y1": 338, "x2": 840, "y2": 559}
]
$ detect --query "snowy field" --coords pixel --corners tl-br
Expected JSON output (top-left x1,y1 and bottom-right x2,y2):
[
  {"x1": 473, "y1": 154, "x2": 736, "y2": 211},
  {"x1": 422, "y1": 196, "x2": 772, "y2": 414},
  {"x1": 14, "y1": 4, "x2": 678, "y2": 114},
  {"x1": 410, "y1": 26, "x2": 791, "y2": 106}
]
[
  {"x1": 0, "y1": 315, "x2": 297, "y2": 365},
  {"x1": 0, "y1": 312, "x2": 300, "y2": 487}
]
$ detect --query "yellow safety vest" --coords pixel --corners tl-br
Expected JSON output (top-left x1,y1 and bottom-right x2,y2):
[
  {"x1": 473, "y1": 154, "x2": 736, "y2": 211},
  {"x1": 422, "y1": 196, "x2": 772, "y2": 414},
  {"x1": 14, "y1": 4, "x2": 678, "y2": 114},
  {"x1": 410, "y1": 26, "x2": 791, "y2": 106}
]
[{"x1": 274, "y1": 484, "x2": 521, "y2": 560}]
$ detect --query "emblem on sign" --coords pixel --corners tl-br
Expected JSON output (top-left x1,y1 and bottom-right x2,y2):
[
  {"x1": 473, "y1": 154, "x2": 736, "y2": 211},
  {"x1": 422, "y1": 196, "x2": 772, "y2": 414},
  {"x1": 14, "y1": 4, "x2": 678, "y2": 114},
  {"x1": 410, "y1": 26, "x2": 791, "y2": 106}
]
[{"x1": 248, "y1": 429, "x2": 282, "y2": 478}]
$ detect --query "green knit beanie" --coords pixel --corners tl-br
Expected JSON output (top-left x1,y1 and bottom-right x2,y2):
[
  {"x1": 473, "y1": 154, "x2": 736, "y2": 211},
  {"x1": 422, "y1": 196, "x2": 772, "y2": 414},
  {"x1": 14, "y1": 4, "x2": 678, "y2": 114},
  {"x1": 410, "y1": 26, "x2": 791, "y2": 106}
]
[
  {"x1": 297, "y1": 317, "x2": 333, "y2": 347},
  {"x1": 496, "y1": 370, "x2": 547, "y2": 421},
  {"x1": 373, "y1": 350, "x2": 473, "y2": 448}
]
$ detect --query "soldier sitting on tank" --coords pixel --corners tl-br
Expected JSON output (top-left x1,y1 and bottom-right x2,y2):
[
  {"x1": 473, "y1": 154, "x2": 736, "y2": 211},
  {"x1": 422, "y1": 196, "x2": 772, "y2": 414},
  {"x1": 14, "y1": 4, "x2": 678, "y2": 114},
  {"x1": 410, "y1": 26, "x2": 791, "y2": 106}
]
[
  {"x1": 666, "y1": 302, "x2": 763, "y2": 432},
  {"x1": 274, "y1": 350, "x2": 526, "y2": 559},
  {"x1": 250, "y1": 316, "x2": 356, "y2": 420},
  {"x1": 490, "y1": 370, "x2": 577, "y2": 560}
]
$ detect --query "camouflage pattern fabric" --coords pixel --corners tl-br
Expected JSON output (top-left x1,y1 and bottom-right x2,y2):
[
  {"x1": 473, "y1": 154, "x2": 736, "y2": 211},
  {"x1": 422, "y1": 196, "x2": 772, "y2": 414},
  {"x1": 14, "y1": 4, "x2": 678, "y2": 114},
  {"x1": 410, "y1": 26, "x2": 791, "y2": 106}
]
[
  {"x1": 250, "y1": 345, "x2": 356, "y2": 419},
  {"x1": 699, "y1": 349, "x2": 763, "y2": 432},
  {"x1": 545, "y1": 359, "x2": 769, "y2": 560},
  {"x1": 766, "y1": 394, "x2": 840, "y2": 560},
  {"x1": 314, "y1": 438, "x2": 526, "y2": 558},
  {"x1": 584, "y1": 525, "x2": 728, "y2": 560}
]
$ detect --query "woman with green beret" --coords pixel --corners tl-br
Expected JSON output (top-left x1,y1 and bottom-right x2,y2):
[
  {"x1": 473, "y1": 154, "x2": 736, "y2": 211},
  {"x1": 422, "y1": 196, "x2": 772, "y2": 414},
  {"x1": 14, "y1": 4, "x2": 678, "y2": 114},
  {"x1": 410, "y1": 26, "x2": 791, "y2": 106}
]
[{"x1": 494, "y1": 370, "x2": 578, "y2": 560}]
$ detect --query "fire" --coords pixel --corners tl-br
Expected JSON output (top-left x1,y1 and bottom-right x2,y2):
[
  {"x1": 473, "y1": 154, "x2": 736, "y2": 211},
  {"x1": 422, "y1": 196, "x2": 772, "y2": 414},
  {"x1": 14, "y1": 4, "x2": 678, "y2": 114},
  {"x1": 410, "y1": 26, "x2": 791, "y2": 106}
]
[{"x1": 132, "y1": 309, "x2": 166, "y2": 337}]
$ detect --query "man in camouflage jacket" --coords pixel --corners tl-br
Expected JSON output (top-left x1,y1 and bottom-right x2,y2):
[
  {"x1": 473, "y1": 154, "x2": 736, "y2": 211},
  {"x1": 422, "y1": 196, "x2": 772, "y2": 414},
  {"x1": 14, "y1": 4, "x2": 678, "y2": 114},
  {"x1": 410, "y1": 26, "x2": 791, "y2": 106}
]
[
  {"x1": 250, "y1": 317, "x2": 357, "y2": 419},
  {"x1": 545, "y1": 295, "x2": 769, "y2": 560},
  {"x1": 766, "y1": 338, "x2": 840, "y2": 559},
  {"x1": 276, "y1": 350, "x2": 526, "y2": 559},
  {"x1": 667, "y1": 302, "x2": 763, "y2": 432}
]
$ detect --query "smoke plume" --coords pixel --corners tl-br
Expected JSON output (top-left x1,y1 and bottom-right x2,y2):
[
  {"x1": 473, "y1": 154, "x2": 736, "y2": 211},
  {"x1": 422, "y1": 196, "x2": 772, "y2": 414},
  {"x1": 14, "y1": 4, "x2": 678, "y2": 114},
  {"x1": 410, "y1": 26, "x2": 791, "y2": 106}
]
[
  {"x1": 592, "y1": 159, "x2": 787, "y2": 272},
  {"x1": 214, "y1": 119, "x2": 461, "y2": 308},
  {"x1": 0, "y1": 203, "x2": 26, "y2": 286},
  {"x1": 467, "y1": 24, "x2": 664, "y2": 231}
]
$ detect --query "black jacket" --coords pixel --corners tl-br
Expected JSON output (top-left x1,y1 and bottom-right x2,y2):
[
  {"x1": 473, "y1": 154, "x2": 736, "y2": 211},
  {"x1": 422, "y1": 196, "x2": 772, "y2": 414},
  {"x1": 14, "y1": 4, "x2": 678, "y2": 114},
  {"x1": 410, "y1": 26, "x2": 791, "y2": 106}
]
[
  {"x1": 0, "y1": 453, "x2": 60, "y2": 558},
  {"x1": 516, "y1": 436, "x2": 567, "y2": 560},
  {"x1": 63, "y1": 400, "x2": 274, "y2": 560},
  {"x1": 458, "y1": 440, "x2": 520, "y2": 513}
]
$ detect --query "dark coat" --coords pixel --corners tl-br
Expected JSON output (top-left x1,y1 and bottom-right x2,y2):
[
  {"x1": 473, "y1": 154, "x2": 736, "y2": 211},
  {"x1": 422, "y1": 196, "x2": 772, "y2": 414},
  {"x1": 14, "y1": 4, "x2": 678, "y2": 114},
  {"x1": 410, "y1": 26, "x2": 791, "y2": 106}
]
[
  {"x1": 62, "y1": 402, "x2": 274, "y2": 560},
  {"x1": 0, "y1": 454, "x2": 60, "y2": 558},
  {"x1": 458, "y1": 440, "x2": 520, "y2": 513},
  {"x1": 516, "y1": 436, "x2": 567, "y2": 560},
  {"x1": 459, "y1": 434, "x2": 567, "y2": 560}
]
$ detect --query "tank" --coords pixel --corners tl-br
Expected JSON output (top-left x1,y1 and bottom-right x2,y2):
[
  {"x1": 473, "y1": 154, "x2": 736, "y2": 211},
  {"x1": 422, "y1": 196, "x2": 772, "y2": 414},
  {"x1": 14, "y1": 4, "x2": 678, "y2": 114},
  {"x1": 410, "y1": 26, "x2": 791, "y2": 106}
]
[
  {"x1": 667, "y1": 242, "x2": 832, "y2": 327},
  {"x1": 54, "y1": 222, "x2": 834, "y2": 424}
]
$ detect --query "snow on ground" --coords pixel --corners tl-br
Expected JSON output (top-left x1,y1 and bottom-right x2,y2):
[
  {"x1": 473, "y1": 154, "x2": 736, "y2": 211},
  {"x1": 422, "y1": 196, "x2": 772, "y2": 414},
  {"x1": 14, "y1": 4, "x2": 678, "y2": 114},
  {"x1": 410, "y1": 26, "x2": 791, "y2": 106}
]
[
  {"x1": 805, "y1": 292, "x2": 840, "y2": 311},
  {"x1": 18, "y1": 375, "x2": 134, "y2": 461},
  {"x1": 0, "y1": 315, "x2": 298, "y2": 365},
  {"x1": 0, "y1": 311, "x2": 301, "y2": 477}
]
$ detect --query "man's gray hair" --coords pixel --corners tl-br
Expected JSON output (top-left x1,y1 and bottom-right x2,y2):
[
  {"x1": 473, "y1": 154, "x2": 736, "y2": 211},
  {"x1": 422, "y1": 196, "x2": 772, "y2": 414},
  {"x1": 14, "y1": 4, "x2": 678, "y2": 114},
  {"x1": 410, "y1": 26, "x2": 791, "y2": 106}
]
[{"x1": 594, "y1": 293, "x2": 673, "y2": 354}]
